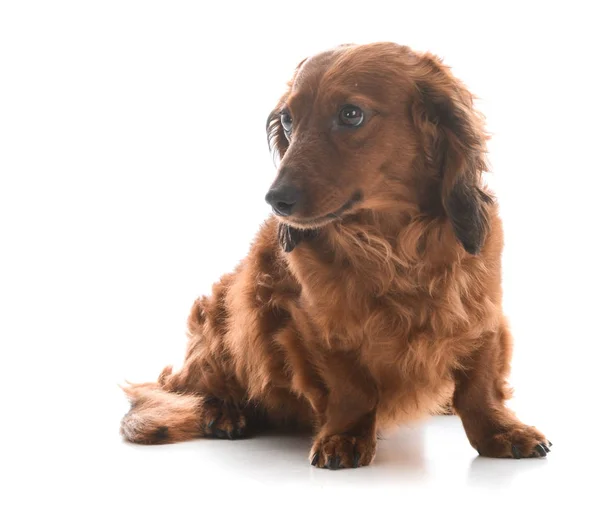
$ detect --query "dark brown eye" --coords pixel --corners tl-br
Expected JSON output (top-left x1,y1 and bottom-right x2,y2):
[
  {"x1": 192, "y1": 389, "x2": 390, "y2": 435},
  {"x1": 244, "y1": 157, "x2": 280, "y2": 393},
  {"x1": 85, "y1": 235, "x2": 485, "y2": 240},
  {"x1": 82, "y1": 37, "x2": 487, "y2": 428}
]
[
  {"x1": 280, "y1": 112, "x2": 293, "y2": 133},
  {"x1": 339, "y1": 105, "x2": 364, "y2": 127}
]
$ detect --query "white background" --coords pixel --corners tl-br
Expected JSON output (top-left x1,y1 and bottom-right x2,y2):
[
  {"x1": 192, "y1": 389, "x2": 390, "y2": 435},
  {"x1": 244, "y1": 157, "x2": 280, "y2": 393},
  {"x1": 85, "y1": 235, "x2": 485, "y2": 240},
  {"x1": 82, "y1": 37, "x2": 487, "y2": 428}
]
[{"x1": 1, "y1": 1, "x2": 599, "y2": 524}]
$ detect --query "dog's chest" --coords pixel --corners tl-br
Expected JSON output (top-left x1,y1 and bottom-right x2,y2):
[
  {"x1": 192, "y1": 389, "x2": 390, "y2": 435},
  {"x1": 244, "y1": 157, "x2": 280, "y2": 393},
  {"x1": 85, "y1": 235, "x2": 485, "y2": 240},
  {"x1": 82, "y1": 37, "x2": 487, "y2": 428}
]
[
  {"x1": 298, "y1": 260, "x2": 491, "y2": 347},
  {"x1": 289, "y1": 231, "x2": 496, "y2": 350}
]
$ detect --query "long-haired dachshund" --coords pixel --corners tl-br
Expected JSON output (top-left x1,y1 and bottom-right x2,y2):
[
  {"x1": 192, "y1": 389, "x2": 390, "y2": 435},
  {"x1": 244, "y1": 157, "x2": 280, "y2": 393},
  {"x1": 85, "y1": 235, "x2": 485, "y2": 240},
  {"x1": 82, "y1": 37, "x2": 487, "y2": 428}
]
[{"x1": 121, "y1": 42, "x2": 551, "y2": 468}]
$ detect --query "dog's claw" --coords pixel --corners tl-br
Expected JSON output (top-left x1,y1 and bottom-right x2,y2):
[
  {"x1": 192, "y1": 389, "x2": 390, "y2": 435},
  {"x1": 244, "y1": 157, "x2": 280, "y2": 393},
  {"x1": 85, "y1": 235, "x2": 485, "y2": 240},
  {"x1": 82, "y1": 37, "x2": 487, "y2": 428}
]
[
  {"x1": 511, "y1": 445, "x2": 522, "y2": 459},
  {"x1": 541, "y1": 443, "x2": 551, "y2": 453},
  {"x1": 311, "y1": 453, "x2": 319, "y2": 466},
  {"x1": 548, "y1": 441, "x2": 553, "y2": 447},
  {"x1": 535, "y1": 444, "x2": 547, "y2": 457},
  {"x1": 353, "y1": 451, "x2": 360, "y2": 468},
  {"x1": 213, "y1": 429, "x2": 227, "y2": 439},
  {"x1": 327, "y1": 455, "x2": 341, "y2": 470}
]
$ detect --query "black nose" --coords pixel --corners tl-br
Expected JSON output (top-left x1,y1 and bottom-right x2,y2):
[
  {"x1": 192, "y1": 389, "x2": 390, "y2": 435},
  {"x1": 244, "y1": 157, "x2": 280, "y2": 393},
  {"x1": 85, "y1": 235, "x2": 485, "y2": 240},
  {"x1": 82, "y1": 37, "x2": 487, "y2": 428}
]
[{"x1": 265, "y1": 185, "x2": 301, "y2": 217}]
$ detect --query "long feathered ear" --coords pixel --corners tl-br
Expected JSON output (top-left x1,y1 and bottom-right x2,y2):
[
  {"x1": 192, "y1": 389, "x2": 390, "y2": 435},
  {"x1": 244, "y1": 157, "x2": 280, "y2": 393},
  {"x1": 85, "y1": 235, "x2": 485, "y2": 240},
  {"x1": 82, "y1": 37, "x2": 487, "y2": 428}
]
[
  {"x1": 266, "y1": 101, "x2": 289, "y2": 163},
  {"x1": 266, "y1": 58, "x2": 307, "y2": 163},
  {"x1": 412, "y1": 53, "x2": 493, "y2": 255},
  {"x1": 278, "y1": 223, "x2": 319, "y2": 252}
]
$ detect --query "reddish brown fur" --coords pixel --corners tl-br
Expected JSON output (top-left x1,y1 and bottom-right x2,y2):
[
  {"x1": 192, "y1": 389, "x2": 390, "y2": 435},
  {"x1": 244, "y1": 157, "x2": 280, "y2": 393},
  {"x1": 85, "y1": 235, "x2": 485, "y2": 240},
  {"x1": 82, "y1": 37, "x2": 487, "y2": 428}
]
[{"x1": 120, "y1": 43, "x2": 550, "y2": 467}]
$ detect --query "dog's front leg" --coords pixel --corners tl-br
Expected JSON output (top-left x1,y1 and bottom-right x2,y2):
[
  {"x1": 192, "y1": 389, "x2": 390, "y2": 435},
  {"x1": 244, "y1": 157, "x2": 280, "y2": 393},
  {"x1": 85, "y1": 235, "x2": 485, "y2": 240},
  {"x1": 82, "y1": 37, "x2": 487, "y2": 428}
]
[
  {"x1": 309, "y1": 350, "x2": 378, "y2": 469},
  {"x1": 453, "y1": 329, "x2": 551, "y2": 458}
]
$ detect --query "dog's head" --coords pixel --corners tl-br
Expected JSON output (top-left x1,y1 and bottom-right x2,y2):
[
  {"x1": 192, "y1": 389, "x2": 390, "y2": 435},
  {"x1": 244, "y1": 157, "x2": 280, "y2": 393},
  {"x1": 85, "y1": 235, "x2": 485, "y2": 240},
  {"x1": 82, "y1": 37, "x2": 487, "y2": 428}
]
[{"x1": 266, "y1": 43, "x2": 492, "y2": 255}]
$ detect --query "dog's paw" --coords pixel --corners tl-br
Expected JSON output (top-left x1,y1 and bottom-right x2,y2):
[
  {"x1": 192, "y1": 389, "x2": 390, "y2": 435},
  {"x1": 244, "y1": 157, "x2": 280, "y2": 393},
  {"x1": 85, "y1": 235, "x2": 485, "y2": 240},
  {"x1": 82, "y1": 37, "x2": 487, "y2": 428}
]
[
  {"x1": 309, "y1": 433, "x2": 376, "y2": 469},
  {"x1": 200, "y1": 399, "x2": 247, "y2": 440},
  {"x1": 476, "y1": 425, "x2": 552, "y2": 459}
]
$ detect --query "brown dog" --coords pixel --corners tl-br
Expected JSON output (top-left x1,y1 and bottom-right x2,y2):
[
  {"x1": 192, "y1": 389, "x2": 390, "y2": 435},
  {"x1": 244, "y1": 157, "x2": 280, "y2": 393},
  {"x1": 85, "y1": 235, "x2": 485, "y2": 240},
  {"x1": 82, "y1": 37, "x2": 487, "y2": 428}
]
[{"x1": 120, "y1": 42, "x2": 551, "y2": 468}]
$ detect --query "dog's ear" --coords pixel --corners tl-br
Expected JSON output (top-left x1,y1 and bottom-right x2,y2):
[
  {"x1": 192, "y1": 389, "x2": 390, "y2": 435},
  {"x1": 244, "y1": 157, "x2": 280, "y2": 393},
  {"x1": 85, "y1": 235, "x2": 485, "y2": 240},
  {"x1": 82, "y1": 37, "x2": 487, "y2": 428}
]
[
  {"x1": 412, "y1": 53, "x2": 493, "y2": 255},
  {"x1": 266, "y1": 99, "x2": 289, "y2": 163},
  {"x1": 278, "y1": 223, "x2": 319, "y2": 252},
  {"x1": 266, "y1": 58, "x2": 307, "y2": 163}
]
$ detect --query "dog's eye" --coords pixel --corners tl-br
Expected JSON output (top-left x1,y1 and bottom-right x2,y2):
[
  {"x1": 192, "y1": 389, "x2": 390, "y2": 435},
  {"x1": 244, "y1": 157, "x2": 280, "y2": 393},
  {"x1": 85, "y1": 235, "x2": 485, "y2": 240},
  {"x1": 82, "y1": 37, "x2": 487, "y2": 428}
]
[
  {"x1": 339, "y1": 105, "x2": 364, "y2": 127},
  {"x1": 280, "y1": 112, "x2": 293, "y2": 133}
]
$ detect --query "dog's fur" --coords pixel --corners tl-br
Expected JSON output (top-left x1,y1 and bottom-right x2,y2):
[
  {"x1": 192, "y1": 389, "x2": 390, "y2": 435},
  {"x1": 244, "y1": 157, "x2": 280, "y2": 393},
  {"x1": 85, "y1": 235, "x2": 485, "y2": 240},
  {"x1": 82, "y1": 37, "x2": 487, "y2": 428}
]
[{"x1": 121, "y1": 43, "x2": 550, "y2": 468}]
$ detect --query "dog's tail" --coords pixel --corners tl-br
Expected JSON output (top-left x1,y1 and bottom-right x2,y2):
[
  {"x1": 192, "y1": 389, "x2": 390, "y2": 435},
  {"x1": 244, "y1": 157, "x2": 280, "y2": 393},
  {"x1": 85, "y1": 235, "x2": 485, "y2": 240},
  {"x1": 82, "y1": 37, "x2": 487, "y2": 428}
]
[{"x1": 120, "y1": 371, "x2": 203, "y2": 444}]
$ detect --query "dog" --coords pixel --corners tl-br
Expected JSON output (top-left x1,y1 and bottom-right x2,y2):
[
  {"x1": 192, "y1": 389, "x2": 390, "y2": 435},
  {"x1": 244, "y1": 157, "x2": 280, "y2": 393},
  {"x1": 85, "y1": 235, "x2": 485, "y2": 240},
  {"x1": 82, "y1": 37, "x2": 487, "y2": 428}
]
[{"x1": 120, "y1": 42, "x2": 551, "y2": 468}]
